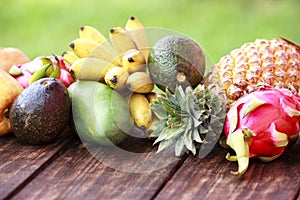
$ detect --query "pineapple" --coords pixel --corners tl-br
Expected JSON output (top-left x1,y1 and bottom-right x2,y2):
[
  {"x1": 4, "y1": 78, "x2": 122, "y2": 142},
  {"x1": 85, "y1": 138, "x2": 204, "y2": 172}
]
[
  {"x1": 149, "y1": 37, "x2": 300, "y2": 157},
  {"x1": 205, "y1": 37, "x2": 300, "y2": 108},
  {"x1": 150, "y1": 85, "x2": 226, "y2": 156}
]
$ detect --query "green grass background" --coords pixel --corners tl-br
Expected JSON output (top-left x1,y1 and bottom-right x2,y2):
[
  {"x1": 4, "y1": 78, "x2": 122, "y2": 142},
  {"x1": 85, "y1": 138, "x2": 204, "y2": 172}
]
[{"x1": 0, "y1": 0, "x2": 299, "y2": 66}]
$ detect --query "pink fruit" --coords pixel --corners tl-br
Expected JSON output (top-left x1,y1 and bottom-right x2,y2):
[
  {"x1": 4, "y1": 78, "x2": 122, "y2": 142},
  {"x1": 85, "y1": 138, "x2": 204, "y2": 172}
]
[
  {"x1": 9, "y1": 55, "x2": 75, "y2": 88},
  {"x1": 224, "y1": 85, "x2": 300, "y2": 175},
  {"x1": 58, "y1": 69, "x2": 74, "y2": 87}
]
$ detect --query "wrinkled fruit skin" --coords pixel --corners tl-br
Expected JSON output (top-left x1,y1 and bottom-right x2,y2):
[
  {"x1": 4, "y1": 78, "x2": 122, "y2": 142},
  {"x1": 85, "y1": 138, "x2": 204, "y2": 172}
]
[
  {"x1": 224, "y1": 85, "x2": 300, "y2": 175},
  {"x1": 10, "y1": 78, "x2": 71, "y2": 144}
]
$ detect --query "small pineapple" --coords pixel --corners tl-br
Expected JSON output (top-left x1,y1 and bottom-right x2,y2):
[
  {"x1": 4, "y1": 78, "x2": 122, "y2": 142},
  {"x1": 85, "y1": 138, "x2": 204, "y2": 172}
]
[
  {"x1": 150, "y1": 85, "x2": 226, "y2": 156},
  {"x1": 205, "y1": 37, "x2": 300, "y2": 108}
]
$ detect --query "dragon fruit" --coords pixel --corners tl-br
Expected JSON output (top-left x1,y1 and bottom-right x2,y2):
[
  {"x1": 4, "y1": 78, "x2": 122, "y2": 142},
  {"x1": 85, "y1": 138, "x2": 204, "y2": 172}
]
[
  {"x1": 9, "y1": 55, "x2": 75, "y2": 88},
  {"x1": 224, "y1": 85, "x2": 300, "y2": 175}
]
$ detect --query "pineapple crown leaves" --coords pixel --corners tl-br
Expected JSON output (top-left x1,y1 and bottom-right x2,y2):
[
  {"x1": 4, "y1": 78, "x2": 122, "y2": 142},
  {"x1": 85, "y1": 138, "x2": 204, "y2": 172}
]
[{"x1": 151, "y1": 85, "x2": 227, "y2": 157}]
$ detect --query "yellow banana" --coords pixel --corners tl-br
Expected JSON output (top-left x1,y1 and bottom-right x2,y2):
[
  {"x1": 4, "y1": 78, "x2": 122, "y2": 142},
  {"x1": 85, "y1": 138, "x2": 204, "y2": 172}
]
[
  {"x1": 69, "y1": 38, "x2": 98, "y2": 58},
  {"x1": 126, "y1": 72, "x2": 154, "y2": 93},
  {"x1": 70, "y1": 57, "x2": 114, "y2": 81},
  {"x1": 104, "y1": 66, "x2": 129, "y2": 91},
  {"x1": 79, "y1": 25, "x2": 107, "y2": 44},
  {"x1": 62, "y1": 51, "x2": 79, "y2": 65},
  {"x1": 125, "y1": 16, "x2": 148, "y2": 62},
  {"x1": 122, "y1": 49, "x2": 146, "y2": 74},
  {"x1": 129, "y1": 93, "x2": 152, "y2": 128},
  {"x1": 109, "y1": 27, "x2": 138, "y2": 56},
  {"x1": 69, "y1": 38, "x2": 118, "y2": 63},
  {"x1": 79, "y1": 25, "x2": 118, "y2": 60}
]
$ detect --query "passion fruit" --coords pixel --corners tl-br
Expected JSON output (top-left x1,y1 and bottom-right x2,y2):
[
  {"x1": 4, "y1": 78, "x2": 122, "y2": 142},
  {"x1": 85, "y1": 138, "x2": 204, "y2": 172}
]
[{"x1": 10, "y1": 78, "x2": 71, "y2": 145}]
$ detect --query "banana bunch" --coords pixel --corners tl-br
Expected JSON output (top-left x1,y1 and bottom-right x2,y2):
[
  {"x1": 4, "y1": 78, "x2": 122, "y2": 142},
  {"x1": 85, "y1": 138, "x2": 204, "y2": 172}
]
[
  {"x1": 129, "y1": 91, "x2": 164, "y2": 133},
  {"x1": 63, "y1": 16, "x2": 158, "y2": 130}
]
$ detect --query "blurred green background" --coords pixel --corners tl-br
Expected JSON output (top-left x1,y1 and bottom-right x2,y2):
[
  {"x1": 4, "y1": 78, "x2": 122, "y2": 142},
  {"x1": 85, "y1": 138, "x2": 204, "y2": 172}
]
[{"x1": 0, "y1": 0, "x2": 299, "y2": 65}]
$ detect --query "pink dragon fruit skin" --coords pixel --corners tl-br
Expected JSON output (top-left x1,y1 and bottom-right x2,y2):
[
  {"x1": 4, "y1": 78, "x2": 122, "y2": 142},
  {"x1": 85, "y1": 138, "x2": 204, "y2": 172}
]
[
  {"x1": 224, "y1": 85, "x2": 300, "y2": 175},
  {"x1": 14, "y1": 70, "x2": 32, "y2": 88},
  {"x1": 58, "y1": 69, "x2": 74, "y2": 87},
  {"x1": 10, "y1": 55, "x2": 75, "y2": 88}
]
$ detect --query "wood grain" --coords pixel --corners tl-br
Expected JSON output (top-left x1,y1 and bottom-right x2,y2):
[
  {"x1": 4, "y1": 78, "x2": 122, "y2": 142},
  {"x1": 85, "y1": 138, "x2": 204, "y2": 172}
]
[
  {"x1": 2, "y1": 126, "x2": 300, "y2": 200},
  {"x1": 11, "y1": 135, "x2": 185, "y2": 200},
  {"x1": 154, "y1": 143, "x2": 300, "y2": 200},
  {"x1": 0, "y1": 127, "x2": 75, "y2": 200}
]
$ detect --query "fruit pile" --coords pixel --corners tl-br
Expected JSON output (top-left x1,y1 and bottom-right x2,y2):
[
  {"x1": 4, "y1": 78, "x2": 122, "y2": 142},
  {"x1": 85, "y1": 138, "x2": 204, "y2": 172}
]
[
  {"x1": 64, "y1": 17, "x2": 156, "y2": 130},
  {"x1": 1, "y1": 16, "x2": 300, "y2": 176}
]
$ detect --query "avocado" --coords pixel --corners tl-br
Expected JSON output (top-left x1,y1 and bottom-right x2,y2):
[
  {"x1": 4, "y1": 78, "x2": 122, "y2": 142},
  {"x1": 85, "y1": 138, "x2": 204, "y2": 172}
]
[
  {"x1": 10, "y1": 78, "x2": 71, "y2": 145},
  {"x1": 148, "y1": 35, "x2": 205, "y2": 92}
]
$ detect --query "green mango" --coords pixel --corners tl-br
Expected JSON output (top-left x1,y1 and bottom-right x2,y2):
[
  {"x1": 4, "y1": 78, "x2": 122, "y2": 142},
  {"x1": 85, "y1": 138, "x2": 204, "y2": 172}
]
[{"x1": 68, "y1": 81, "x2": 132, "y2": 145}]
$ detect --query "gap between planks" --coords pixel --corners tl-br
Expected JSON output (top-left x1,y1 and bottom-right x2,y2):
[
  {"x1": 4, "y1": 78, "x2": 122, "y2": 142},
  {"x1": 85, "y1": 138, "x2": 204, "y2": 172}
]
[
  {"x1": 3, "y1": 127, "x2": 76, "y2": 200},
  {"x1": 150, "y1": 154, "x2": 189, "y2": 200}
]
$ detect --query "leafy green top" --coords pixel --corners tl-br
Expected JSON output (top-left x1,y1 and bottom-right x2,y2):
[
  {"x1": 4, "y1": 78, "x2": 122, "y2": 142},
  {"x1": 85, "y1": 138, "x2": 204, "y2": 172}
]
[{"x1": 151, "y1": 85, "x2": 226, "y2": 157}]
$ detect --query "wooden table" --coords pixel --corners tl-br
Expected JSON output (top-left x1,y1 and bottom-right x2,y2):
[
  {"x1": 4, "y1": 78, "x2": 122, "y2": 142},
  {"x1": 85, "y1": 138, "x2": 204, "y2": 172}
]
[{"x1": 1, "y1": 126, "x2": 300, "y2": 200}]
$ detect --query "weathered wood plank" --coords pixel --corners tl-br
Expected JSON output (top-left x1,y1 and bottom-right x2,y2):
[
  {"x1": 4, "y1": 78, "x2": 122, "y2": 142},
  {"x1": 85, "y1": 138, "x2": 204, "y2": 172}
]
[
  {"x1": 154, "y1": 143, "x2": 300, "y2": 200},
  {"x1": 10, "y1": 134, "x2": 185, "y2": 200},
  {"x1": 0, "y1": 127, "x2": 75, "y2": 200}
]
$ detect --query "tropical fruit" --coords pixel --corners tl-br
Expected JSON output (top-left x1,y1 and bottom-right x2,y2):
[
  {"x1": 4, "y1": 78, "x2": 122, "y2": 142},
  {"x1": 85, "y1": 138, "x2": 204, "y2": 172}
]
[
  {"x1": 0, "y1": 69, "x2": 24, "y2": 136},
  {"x1": 10, "y1": 78, "x2": 71, "y2": 144},
  {"x1": 64, "y1": 16, "x2": 156, "y2": 132},
  {"x1": 224, "y1": 86, "x2": 300, "y2": 175},
  {"x1": 0, "y1": 47, "x2": 30, "y2": 72},
  {"x1": 205, "y1": 38, "x2": 300, "y2": 108},
  {"x1": 68, "y1": 81, "x2": 132, "y2": 145},
  {"x1": 148, "y1": 35, "x2": 206, "y2": 93},
  {"x1": 150, "y1": 85, "x2": 226, "y2": 156}
]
